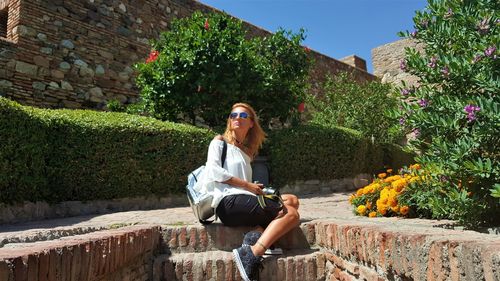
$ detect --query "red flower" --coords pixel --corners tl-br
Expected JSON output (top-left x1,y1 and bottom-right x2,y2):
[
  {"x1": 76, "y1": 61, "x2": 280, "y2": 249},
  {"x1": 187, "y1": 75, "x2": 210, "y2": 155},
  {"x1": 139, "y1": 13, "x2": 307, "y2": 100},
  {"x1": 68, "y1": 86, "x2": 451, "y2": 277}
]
[
  {"x1": 298, "y1": 102, "x2": 305, "y2": 113},
  {"x1": 204, "y1": 19, "x2": 209, "y2": 30},
  {"x1": 304, "y1": 46, "x2": 310, "y2": 53},
  {"x1": 146, "y1": 50, "x2": 159, "y2": 63}
]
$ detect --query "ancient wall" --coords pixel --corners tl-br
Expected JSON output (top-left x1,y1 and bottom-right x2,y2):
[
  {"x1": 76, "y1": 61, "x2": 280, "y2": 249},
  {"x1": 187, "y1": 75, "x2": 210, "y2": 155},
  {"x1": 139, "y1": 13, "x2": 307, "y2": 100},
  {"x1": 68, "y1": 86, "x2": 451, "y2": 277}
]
[
  {"x1": 371, "y1": 38, "x2": 423, "y2": 86},
  {"x1": 0, "y1": 0, "x2": 374, "y2": 110}
]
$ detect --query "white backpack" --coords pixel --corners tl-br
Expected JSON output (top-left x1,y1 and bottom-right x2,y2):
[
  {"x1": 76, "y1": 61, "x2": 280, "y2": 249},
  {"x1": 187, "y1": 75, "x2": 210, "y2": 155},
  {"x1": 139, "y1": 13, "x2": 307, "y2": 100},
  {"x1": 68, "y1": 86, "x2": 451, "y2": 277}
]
[{"x1": 186, "y1": 140, "x2": 227, "y2": 224}]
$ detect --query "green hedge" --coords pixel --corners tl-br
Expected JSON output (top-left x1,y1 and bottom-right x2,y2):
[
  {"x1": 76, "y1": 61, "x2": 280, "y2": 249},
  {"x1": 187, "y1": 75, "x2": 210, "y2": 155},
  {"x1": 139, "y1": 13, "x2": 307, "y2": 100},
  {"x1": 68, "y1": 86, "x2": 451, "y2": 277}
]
[
  {"x1": 267, "y1": 124, "x2": 413, "y2": 187},
  {"x1": 0, "y1": 97, "x2": 214, "y2": 204},
  {"x1": 0, "y1": 98, "x2": 413, "y2": 204}
]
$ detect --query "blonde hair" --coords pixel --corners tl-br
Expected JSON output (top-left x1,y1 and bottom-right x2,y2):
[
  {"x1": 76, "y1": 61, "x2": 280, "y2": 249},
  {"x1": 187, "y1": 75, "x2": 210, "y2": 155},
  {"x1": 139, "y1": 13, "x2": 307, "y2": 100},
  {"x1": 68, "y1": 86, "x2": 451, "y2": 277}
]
[{"x1": 223, "y1": 103, "x2": 266, "y2": 158}]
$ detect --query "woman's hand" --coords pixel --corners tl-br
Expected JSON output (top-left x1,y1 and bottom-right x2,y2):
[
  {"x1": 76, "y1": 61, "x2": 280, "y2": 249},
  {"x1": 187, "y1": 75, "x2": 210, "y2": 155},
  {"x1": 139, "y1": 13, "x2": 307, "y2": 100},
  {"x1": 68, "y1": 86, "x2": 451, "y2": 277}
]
[{"x1": 245, "y1": 182, "x2": 264, "y2": 195}]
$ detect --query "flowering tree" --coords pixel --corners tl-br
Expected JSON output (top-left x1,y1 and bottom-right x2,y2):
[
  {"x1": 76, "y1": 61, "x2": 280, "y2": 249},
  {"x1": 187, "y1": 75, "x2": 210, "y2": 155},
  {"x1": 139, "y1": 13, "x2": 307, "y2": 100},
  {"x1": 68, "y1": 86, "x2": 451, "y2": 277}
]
[
  {"x1": 395, "y1": 0, "x2": 499, "y2": 226},
  {"x1": 135, "y1": 11, "x2": 310, "y2": 128}
]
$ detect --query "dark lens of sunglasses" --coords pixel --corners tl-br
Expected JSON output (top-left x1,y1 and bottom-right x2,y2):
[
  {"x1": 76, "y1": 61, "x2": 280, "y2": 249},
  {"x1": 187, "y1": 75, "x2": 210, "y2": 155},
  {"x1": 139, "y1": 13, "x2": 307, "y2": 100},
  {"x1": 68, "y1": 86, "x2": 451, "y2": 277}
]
[{"x1": 229, "y1": 112, "x2": 249, "y2": 119}]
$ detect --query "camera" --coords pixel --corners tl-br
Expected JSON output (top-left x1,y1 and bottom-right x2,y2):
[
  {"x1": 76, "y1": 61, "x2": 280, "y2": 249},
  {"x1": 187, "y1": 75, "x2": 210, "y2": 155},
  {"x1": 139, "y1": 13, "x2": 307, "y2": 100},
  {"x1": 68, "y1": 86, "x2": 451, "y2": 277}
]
[{"x1": 262, "y1": 187, "x2": 279, "y2": 195}]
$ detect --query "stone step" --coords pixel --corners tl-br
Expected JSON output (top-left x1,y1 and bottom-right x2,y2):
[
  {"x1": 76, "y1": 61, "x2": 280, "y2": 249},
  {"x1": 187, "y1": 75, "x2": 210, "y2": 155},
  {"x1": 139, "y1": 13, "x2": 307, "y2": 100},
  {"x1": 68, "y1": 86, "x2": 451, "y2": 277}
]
[
  {"x1": 160, "y1": 222, "x2": 316, "y2": 254},
  {"x1": 153, "y1": 249, "x2": 325, "y2": 281}
]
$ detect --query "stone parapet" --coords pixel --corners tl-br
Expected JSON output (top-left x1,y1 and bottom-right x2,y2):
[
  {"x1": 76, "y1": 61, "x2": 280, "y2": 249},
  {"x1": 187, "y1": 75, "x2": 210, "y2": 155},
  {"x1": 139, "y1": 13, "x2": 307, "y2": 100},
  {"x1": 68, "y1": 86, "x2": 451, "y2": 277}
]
[
  {"x1": 0, "y1": 225, "x2": 161, "y2": 281},
  {"x1": 315, "y1": 219, "x2": 500, "y2": 281}
]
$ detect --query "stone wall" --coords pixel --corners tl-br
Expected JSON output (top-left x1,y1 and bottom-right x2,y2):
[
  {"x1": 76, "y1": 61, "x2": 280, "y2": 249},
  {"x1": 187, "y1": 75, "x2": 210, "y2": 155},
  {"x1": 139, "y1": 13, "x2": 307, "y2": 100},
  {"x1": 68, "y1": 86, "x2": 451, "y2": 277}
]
[
  {"x1": 0, "y1": 0, "x2": 375, "y2": 110},
  {"x1": 0, "y1": 226, "x2": 161, "y2": 281},
  {"x1": 371, "y1": 38, "x2": 423, "y2": 86}
]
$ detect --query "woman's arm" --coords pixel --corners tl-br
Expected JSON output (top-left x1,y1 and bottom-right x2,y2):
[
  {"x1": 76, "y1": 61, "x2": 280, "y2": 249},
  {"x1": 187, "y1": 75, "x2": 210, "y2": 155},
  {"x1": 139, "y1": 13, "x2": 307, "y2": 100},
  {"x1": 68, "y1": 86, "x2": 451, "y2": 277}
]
[{"x1": 223, "y1": 177, "x2": 264, "y2": 195}]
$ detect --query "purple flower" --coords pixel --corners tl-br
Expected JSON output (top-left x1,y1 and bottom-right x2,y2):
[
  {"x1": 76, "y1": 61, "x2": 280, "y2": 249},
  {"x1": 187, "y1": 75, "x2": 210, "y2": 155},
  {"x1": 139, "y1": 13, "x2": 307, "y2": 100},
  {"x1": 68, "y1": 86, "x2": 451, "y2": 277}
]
[
  {"x1": 441, "y1": 66, "x2": 449, "y2": 77},
  {"x1": 464, "y1": 104, "x2": 481, "y2": 123},
  {"x1": 410, "y1": 30, "x2": 418, "y2": 38},
  {"x1": 400, "y1": 59, "x2": 408, "y2": 71},
  {"x1": 464, "y1": 104, "x2": 481, "y2": 113},
  {"x1": 427, "y1": 56, "x2": 437, "y2": 68},
  {"x1": 400, "y1": 88, "x2": 411, "y2": 96},
  {"x1": 467, "y1": 113, "x2": 477, "y2": 122},
  {"x1": 477, "y1": 18, "x2": 490, "y2": 35},
  {"x1": 444, "y1": 8, "x2": 454, "y2": 19},
  {"x1": 485, "y1": 46, "x2": 496, "y2": 57},
  {"x1": 399, "y1": 117, "x2": 406, "y2": 125},
  {"x1": 419, "y1": 99, "x2": 429, "y2": 107},
  {"x1": 472, "y1": 54, "x2": 482, "y2": 63}
]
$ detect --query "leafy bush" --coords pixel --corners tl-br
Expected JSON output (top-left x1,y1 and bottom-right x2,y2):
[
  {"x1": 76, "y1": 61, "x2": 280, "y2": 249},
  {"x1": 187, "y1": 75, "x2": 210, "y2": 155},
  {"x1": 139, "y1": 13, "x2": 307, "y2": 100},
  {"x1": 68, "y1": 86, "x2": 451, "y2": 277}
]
[
  {"x1": 135, "y1": 11, "x2": 310, "y2": 128},
  {"x1": 0, "y1": 97, "x2": 214, "y2": 204},
  {"x1": 308, "y1": 72, "x2": 403, "y2": 143},
  {"x1": 267, "y1": 124, "x2": 413, "y2": 187},
  {"x1": 394, "y1": 0, "x2": 499, "y2": 227}
]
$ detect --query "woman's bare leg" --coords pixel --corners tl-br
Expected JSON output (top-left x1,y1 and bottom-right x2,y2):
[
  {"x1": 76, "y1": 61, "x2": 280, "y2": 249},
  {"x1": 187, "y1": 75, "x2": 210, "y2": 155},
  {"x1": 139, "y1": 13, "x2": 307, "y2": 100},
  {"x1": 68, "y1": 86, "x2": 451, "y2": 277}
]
[{"x1": 250, "y1": 204, "x2": 300, "y2": 256}]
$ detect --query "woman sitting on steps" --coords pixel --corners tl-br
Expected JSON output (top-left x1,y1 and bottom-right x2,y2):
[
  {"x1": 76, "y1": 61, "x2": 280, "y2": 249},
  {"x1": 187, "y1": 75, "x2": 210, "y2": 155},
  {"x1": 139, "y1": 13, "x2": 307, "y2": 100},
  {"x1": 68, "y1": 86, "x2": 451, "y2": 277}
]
[{"x1": 194, "y1": 102, "x2": 300, "y2": 281}]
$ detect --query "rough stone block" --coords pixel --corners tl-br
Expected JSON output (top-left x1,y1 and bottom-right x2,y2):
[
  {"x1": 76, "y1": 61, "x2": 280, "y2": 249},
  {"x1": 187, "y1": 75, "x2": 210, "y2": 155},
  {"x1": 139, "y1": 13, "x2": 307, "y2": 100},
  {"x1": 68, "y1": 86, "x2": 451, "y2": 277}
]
[{"x1": 15, "y1": 61, "x2": 38, "y2": 76}]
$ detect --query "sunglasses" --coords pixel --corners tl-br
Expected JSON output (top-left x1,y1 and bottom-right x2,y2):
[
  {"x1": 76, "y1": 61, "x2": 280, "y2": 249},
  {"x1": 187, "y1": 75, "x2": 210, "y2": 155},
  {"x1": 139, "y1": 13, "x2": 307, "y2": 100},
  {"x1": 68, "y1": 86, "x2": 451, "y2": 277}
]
[{"x1": 229, "y1": 111, "x2": 250, "y2": 119}]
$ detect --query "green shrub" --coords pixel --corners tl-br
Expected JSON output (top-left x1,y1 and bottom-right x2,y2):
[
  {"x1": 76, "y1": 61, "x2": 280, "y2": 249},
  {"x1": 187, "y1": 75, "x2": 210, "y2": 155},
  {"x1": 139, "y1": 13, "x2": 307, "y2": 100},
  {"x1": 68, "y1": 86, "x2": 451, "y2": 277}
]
[
  {"x1": 0, "y1": 97, "x2": 214, "y2": 204},
  {"x1": 135, "y1": 11, "x2": 310, "y2": 128},
  {"x1": 0, "y1": 98, "x2": 412, "y2": 204},
  {"x1": 308, "y1": 72, "x2": 403, "y2": 143},
  {"x1": 395, "y1": 0, "x2": 499, "y2": 227},
  {"x1": 267, "y1": 124, "x2": 412, "y2": 187}
]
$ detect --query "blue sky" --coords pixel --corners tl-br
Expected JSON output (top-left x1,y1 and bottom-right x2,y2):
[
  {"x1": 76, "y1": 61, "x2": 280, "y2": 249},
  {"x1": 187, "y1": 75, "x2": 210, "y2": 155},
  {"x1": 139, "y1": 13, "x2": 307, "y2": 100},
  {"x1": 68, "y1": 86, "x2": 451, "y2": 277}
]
[{"x1": 199, "y1": 0, "x2": 428, "y2": 73}]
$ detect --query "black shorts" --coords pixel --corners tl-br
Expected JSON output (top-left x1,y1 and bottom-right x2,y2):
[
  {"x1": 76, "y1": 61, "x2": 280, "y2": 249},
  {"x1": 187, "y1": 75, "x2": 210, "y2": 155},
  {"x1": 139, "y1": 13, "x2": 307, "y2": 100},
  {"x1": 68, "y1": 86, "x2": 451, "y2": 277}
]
[{"x1": 216, "y1": 194, "x2": 281, "y2": 228}]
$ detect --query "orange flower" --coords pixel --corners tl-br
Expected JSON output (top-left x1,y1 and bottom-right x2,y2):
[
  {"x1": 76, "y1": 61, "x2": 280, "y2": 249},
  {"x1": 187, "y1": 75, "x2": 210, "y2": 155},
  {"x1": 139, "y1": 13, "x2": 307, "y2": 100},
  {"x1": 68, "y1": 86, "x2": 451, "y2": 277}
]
[
  {"x1": 368, "y1": 211, "x2": 377, "y2": 218},
  {"x1": 410, "y1": 164, "x2": 421, "y2": 170},
  {"x1": 400, "y1": 206, "x2": 410, "y2": 215},
  {"x1": 378, "y1": 173, "x2": 387, "y2": 179},
  {"x1": 387, "y1": 169, "x2": 393, "y2": 174}
]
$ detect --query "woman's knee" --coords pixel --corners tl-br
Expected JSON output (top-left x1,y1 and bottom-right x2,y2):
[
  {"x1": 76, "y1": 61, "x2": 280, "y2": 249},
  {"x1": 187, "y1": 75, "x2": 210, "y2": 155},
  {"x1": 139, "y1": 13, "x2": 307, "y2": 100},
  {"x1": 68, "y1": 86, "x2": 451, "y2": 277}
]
[{"x1": 283, "y1": 194, "x2": 300, "y2": 209}]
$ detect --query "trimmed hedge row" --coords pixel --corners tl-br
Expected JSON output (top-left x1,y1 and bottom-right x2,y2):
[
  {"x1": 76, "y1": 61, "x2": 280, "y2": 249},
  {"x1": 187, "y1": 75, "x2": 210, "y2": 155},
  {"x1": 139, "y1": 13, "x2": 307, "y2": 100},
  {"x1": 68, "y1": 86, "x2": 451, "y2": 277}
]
[
  {"x1": 0, "y1": 97, "x2": 213, "y2": 203},
  {"x1": 0, "y1": 98, "x2": 413, "y2": 204},
  {"x1": 267, "y1": 125, "x2": 413, "y2": 187}
]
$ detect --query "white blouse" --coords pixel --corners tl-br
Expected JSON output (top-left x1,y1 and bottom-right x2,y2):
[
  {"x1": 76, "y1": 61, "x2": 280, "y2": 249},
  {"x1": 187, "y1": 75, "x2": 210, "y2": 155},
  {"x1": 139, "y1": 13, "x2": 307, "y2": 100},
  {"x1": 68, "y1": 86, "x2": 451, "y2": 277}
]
[{"x1": 193, "y1": 139, "x2": 256, "y2": 208}]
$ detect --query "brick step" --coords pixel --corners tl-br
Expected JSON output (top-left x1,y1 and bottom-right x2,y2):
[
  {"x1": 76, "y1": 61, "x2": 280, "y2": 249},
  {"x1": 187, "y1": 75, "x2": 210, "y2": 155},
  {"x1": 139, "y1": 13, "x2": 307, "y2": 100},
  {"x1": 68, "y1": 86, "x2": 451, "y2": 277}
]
[
  {"x1": 153, "y1": 249, "x2": 325, "y2": 281},
  {"x1": 160, "y1": 222, "x2": 316, "y2": 254}
]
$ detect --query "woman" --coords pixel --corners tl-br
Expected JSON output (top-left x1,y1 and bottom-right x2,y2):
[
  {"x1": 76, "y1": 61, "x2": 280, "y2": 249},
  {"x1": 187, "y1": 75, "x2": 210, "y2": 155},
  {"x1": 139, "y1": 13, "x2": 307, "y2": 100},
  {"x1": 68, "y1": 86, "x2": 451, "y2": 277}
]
[{"x1": 195, "y1": 102, "x2": 300, "y2": 281}]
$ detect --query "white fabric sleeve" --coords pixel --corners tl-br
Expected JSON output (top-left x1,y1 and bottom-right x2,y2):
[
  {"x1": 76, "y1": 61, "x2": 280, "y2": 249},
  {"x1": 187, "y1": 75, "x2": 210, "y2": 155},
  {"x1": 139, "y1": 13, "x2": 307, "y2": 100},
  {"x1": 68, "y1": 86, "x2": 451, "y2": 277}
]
[{"x1": 203, "y1": 139, "x2": 233, "y2": 183}]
